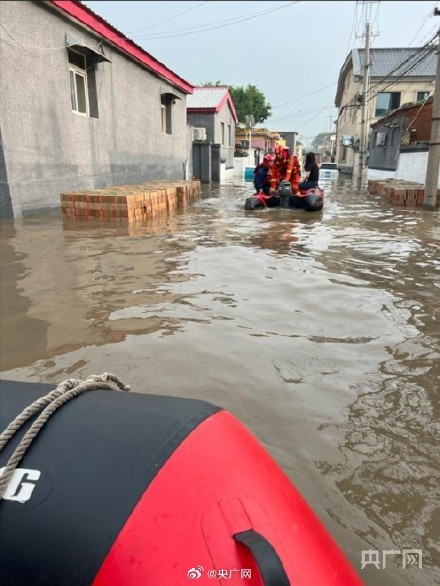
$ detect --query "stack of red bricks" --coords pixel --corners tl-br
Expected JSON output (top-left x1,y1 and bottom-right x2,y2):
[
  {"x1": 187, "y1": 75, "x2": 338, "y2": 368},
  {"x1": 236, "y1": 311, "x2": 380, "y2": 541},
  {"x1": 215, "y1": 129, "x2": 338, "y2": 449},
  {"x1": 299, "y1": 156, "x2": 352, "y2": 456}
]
[
  {"x1": 61, "y1": 180, "x2": 201, "y2": 222},
  {"x1": 368, "y1": 179, "x2": 439, "y2": 207}
]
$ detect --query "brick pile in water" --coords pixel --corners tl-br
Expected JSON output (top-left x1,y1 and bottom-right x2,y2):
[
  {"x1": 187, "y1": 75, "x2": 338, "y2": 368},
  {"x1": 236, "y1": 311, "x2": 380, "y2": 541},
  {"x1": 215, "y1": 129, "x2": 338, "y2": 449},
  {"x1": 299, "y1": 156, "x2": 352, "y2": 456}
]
[
  {"x1": 60, "y1": 180, "x2": 202, "y2": 222},
  {"x1": 368, "y1": 179, "x2": 440, "y2": 207}
]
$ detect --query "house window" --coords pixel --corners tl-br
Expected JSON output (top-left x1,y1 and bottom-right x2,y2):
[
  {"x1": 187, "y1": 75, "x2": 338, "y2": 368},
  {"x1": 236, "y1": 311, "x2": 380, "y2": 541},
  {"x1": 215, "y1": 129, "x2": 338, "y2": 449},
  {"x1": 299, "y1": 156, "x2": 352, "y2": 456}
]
[
  {"x1": 161, "y1": 92, "x2": 180, "y2": 135},
  {"x1": 375, "y1": 92, "x2": 401, "y2": 117},
  {"x1": 161, "y1": 95, "x2": 173, "y2": 134},
  {"x1": 374, "y1": 131, "x2": 387, "y2": 147},
  {"x1": 228, "y1": 125, "x2": 231, "y2": 146},
  {"x1": 416, "y1": 91, "x2": 429, "y2": 102},
  {"x1": 161, "y1": 103, "x2": 167, "y2": 133},
  {"x1": 67, "y1": 45, "x2": 104, "y2": 118},
  {"x1": 69, "y1": 49, "x2": 89, "y2": 115},
  {"x1": 221, "y1": 122, "x2": 225, "y2": 145}
]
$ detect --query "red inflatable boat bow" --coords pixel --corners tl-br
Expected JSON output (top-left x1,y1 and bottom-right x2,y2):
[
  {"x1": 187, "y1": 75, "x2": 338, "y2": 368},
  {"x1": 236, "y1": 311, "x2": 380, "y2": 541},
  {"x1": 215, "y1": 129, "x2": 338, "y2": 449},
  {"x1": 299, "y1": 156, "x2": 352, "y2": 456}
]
[
  {"x1": 0, "y1": 381, "x2": 361, "y2": 586},
  {"x1": 94, "y1": 410, "x2": 363, "y2": 585}
]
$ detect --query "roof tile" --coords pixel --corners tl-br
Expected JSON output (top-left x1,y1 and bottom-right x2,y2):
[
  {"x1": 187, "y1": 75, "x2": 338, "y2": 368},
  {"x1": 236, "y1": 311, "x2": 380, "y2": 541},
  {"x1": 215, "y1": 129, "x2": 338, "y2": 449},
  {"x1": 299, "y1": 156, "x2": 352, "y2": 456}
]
[{"x1": 354, "y1": 47, "x2": 436, "y2": 77}]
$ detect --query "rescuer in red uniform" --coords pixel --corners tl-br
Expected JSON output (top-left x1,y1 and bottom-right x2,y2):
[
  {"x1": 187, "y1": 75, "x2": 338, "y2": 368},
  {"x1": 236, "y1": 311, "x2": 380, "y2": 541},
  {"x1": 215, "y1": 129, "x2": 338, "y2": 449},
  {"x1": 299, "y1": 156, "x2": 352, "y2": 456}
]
[{"x1": 271, "y1": 145, "x2": 301, "y2": 194}]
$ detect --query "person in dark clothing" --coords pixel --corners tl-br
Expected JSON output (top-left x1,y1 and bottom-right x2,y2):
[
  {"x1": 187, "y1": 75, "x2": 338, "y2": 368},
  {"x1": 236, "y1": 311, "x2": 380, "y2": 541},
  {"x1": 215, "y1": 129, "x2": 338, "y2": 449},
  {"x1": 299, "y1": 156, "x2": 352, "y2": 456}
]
[
  {"x1": 298, "y1": 152, "x2": 319, "y2": 191},
  {"x1": 254, "y1": 154, "x2": 274, "y2": 195}
]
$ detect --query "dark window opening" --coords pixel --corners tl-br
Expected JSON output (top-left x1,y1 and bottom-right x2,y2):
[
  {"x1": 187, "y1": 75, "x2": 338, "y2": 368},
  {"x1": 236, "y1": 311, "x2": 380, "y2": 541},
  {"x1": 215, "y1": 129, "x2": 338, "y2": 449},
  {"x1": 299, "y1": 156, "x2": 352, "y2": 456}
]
[
  {"x1": 375, "y1": 92, "x2": 401, "y2": 118},
  {"x1": 161, "y1": 95, "x2": 173, "y2": 134},
  {"x1": 160, "y1": 92, "x2": 180, "y2": 135}
]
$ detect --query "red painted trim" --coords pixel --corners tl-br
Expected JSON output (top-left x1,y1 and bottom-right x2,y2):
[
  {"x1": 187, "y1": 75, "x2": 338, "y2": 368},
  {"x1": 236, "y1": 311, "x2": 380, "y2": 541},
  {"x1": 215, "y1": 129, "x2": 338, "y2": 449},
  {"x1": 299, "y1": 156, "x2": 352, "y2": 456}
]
[
  {"x1": 216, "y1": 93, "x2": 239, "y2": 123},
  {"x1": 187, "y1": 108, "x2": 217, "y2": 115},
  {"x1": 50, "y1": 0, "x2": 194, "y2": 94},
  {"x1": 189, "y1": 87, "x2": 238, "y2": 123},
  {"x1": 215, "y1": 95, "x2": 228, "y2": 113}
]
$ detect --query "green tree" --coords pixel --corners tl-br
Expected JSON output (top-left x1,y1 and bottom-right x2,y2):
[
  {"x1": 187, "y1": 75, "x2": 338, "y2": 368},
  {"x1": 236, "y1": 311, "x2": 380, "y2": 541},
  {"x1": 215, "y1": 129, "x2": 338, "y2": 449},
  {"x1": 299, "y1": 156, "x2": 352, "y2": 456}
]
[
  {"x1": 200, "y1": 81, "x2": 223, "y2": 86},
  {"x1": 229, "y1": 84, "x2": 272, "y2": 125},
  {"x1": 201, "y1": 82, "x2": 272, "y2": 125}
]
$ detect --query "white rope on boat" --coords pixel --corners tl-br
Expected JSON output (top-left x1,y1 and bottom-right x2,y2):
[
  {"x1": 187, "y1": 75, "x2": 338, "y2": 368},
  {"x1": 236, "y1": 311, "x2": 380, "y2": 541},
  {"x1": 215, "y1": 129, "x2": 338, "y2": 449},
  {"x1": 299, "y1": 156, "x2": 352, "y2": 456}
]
[{"x1": 0, "y1": 373, "x2": 130, "y2": 501}]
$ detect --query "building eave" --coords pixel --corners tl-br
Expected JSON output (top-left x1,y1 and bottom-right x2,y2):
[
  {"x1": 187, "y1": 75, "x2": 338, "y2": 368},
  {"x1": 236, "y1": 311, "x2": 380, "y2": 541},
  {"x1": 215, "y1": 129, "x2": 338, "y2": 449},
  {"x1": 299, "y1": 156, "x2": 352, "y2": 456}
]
[
  {"x1": 49, "y1": 0, "x2": 194, "y2": 94},
  {"x1": 187, "y1": 108, "x2": 217, "y2": 115},
  {"x1": 335, "y1": 50, "x2": 354, "y2": 107}
]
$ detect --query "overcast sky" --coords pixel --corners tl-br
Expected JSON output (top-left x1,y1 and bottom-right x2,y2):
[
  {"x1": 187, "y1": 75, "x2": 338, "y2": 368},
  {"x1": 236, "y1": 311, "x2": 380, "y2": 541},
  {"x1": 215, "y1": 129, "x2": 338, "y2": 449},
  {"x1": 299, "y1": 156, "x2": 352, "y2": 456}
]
[{"x1": 83, "y1": 1, "x2": 439, "y2": 146}]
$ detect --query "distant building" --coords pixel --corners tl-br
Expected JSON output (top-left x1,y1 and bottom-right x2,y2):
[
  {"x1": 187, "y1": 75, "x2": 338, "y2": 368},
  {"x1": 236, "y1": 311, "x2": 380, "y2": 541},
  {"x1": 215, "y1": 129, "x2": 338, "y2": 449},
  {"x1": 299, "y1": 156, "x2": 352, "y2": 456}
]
[
  {"x1": 368, "y1": 97, "x2": 439, "y2": 189},
  {"x1": 278, "y1": 131, "x2": 299, "y2": 155},
  {"x1": 235, "y1": 127, "x2": 280, "y2": 156},
  {"x1": 187, "y1": 86, "x2": 238, "y2": 181},
  {"x1": 0, "y1": 0, "x2": 194, "y2": 218},
  {"x1": 334, "y1": 47, "x2": 435, "y2": 174}
]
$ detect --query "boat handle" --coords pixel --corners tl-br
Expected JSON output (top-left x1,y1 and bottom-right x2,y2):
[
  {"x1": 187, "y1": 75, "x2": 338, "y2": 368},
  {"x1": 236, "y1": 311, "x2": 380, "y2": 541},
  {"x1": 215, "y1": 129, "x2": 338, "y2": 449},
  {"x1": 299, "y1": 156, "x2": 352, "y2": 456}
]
[{"x1": 233, "y1": 529, "x2": 290, "y2": 586}]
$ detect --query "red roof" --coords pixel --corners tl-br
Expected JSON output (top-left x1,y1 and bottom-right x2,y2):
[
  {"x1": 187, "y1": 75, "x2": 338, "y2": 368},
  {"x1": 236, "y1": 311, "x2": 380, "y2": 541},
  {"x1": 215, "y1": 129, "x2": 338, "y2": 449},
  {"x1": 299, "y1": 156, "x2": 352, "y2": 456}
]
[
  {"x1": 50, "y1": 1, "x2": 194, "y2": 94},
  {"x1": 187, "y1": 87, "x2": 238, "y2": 123}
]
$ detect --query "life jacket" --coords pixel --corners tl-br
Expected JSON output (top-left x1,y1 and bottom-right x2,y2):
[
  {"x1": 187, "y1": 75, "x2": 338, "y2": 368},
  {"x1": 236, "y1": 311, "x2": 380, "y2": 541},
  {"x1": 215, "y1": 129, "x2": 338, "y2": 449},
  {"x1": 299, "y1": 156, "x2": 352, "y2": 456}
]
[
  {"x1": 271, "y1": 149, "x2": 301, "y2": 192},
  {"x1": 289, "y1": 155, "x2": 301, "y2": 193}
]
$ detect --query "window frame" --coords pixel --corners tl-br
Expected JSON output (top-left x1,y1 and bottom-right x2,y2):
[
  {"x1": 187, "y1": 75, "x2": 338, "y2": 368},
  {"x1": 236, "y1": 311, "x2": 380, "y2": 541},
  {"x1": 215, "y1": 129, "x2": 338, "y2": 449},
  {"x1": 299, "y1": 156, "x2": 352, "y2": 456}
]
[
  {"x1": 161, "y1": 97, "x2": 172, "y2": 135},
  {"x1": 161, "y1": 103, "x2": 167, "y2": 133},
  {"x1": 161, "y1": 93, "x2": 178, "y2": 135},
  {"x1": 374, "y1": 92, "x2": 401, "y2": 118},
  {"x1": 68, "y1": 48, "x2": 89, "y2": 117}
]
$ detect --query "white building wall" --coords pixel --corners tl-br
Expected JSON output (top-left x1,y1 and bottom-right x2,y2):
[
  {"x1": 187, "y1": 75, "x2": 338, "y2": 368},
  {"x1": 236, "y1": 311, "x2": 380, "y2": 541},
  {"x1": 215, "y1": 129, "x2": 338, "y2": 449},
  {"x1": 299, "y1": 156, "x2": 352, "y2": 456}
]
[
  {"x1": 395, "y1": 151, "x2": 438, "y2": 185},
  {"x1": 368, "y1": 150, "x2": 440, "y2": 187},
  {"x1": 367, "y1": 168, "x2": 396, "y2": 180}
]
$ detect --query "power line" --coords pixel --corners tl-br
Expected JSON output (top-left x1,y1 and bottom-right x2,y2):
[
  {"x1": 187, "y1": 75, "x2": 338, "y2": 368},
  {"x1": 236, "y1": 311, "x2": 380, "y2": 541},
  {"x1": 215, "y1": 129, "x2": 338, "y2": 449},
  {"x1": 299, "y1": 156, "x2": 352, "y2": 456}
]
[
  {"x1": 124, "y1": 1, "x2": 209, "y2": 35},
  {"x1": 408, "y1": 2, "x2": 439, "y2": 46},
  {"x1": 130, "y1": 1, "x2": 299, "y2": 40},
  {"x1": 268, "y1": 105, "x2": 336, "y2": 125},
  {"x1": 336, "y1": 45, "x2": 435, "y2": 127},
  {"x1": 345, "y1": 1, "x2": 359, "y2": 56},
  {"x1": 272, "y1": 82, "x2": 337, "y2": 111},
  {"x1": 0, "y1": 21, "x2": 102, "y2": 52},
  {"x1": 404, "y1": 92, "x2": 433, "y2": 132},
  {"x1": 366, "y1": 44, "x2": 437, "y2": 103}
]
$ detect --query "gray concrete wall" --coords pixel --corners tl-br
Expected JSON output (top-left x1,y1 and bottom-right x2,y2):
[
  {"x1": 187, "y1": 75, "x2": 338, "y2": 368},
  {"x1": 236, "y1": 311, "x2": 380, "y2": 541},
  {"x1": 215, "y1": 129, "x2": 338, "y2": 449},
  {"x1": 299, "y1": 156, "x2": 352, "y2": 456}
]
[
  {"x1": 187, "y1": 114, "x2": 215, "y2": 143},
  {"x1": 213, "y1": 104, "x2": 235, "y2": 169},
  {"x1": 369, "y1": 121, "x2": 404, "y2": 171},
  {"x1": 0, "y1": 1, "x2": 192, "y2": 217},
  {"x1": 187, "y1": 108, "x2": 235, "y2": 169},
  {"x1": 192, "y1": 142, "x2": 212, "y2": 183},
  {"x1": 368, "y1": 148, "x2": 439, "y2": 188}
]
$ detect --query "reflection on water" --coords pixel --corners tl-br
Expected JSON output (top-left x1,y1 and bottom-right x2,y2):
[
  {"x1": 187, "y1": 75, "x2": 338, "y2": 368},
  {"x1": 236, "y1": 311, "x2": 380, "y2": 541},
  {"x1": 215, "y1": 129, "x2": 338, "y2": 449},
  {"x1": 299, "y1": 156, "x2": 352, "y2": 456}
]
[{"x1": 1, "y1": 177, "x2": 439, "y2": 585}]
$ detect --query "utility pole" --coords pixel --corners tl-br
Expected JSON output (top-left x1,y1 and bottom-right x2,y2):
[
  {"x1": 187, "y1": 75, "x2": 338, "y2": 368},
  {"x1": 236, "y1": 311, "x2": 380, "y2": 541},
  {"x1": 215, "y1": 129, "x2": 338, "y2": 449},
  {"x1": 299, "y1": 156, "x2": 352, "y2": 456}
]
[
  {"x1": 358, "y1": 21, "x2": 370, "y2": 180},
  {"x1": 329, "y1": 115, "x2": 333, "y2": 160},
  {"x1": 245, "y1": 115, "x2": 255, "y2": 167},
  {"x1": 424, "y1": 16, "x2": 440, "y2": 210}
]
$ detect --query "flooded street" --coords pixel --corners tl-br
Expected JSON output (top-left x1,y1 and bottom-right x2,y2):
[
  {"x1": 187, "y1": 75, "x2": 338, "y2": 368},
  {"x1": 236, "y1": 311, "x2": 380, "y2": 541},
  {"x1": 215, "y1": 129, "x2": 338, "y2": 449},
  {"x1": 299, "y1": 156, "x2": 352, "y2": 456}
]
[{"x1": 1, "y1": 176, "x2": 439, "y2": 585}]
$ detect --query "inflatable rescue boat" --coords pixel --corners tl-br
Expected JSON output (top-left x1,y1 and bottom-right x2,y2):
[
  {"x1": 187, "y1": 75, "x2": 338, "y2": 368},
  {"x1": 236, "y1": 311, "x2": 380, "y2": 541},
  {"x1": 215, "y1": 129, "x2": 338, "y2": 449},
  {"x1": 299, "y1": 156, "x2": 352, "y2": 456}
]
[
  {"x1": 0, "y1": 378, "x2": 362, "y2": 585},
  {"x1": 245, "y1": 180, "x2": 324, "y2": 212}
]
